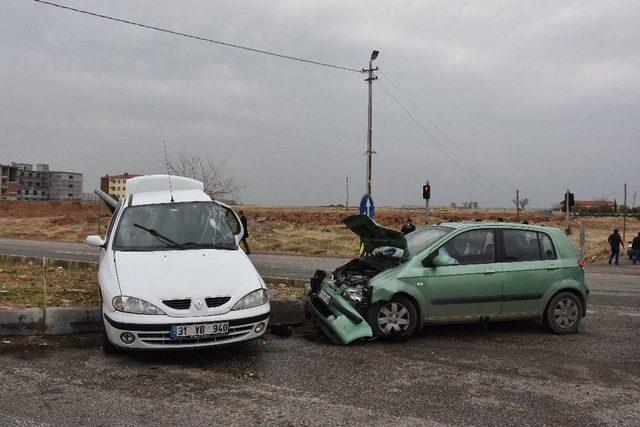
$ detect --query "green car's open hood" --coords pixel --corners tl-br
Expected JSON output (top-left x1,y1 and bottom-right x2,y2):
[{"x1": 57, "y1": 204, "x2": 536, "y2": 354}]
[{"x1": 342, "y1": 215, "x2": 408, "y2": 257}]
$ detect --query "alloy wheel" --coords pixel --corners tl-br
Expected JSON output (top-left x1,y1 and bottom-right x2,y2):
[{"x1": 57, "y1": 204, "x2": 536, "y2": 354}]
[
  {"x1": 377, "y1": 302, "x2": 411, "y2": 334},
  {"x1": 553, "y1": 298, "x2": 579, "y2": 329}
]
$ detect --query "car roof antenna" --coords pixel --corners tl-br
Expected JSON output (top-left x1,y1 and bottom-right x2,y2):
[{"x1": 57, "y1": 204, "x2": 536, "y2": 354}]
[{"x1": 162, "y1": 140, "x2": 175, "y2": 202}]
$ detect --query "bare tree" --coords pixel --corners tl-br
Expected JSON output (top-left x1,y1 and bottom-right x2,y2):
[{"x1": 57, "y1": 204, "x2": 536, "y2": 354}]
[
  {"x1": 166, "y1": 149, "x2": 243, "y2": 201},
  {"x1": 513, "y1": 197, "x2": 530, "y2": 210}
]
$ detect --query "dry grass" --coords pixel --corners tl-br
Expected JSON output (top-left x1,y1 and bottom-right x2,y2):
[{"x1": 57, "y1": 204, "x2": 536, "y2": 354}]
[
  {"x1": 0, "y1": 260, "x2": 303, "y2": 309},
  {"x1": 0, "y1": 261, "x2": 100, "y2": 309},
  {"x1": 1, "y1": 200, "x2": 638, "y2": 261}
]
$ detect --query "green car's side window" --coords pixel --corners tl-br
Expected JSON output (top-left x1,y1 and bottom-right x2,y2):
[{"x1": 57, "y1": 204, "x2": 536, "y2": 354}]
[
  {"x1": 502, "y1": 229, "x2": 540, "y2": 262},
  {"x1": 539, "y1": 232, "x2": 557, "y2": 260},
  {"x1": 437, "y1": 229, "x2": 496, "y2": 265}
]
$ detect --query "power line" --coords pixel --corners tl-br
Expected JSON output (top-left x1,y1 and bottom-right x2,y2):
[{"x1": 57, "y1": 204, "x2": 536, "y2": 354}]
[
  {"x1": 31, "y1": 0, "x2": 362, "y2": 73},
  {"x1": 378, "y1": 69, "x2": 516, "y2": 194},
  {"x1": 375, "y1": 79, "x2": 513, "y2": 203}
]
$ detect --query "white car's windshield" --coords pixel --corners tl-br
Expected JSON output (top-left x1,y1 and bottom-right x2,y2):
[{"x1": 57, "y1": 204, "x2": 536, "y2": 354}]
[
  {"x1": 113, "y1": 202, "x2": 237, "y2": 251},
  {"x1": 405, "y1": 226, "x2": 453, "y2": 256}
]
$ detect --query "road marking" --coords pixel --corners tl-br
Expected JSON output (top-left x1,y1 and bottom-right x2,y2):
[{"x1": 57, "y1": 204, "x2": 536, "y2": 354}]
[
  {"x1": 586, "y1": 310, "x2": 596, "y2": 314},
  {"x1": 618, "y1": 312, "x2": 640, "y2": 317}
]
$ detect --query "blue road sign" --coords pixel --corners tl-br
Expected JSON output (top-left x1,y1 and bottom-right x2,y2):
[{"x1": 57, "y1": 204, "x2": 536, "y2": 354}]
[{"x1": 359, "y1": 194, "x2": 375, "y2": 219}]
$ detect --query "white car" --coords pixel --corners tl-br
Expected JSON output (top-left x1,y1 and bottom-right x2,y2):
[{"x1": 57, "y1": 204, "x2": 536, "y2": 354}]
[{"x1": 86, "y1": 175, "x2": 269, "y2": 351}]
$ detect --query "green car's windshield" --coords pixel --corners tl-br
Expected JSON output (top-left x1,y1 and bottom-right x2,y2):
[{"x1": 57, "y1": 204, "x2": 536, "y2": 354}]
[
  {"x1": 113, "y1": 202, "x2": 237, "y2": 251},
  {"x1": 405, "y1": 226, "x2": 453, "y2": 257}
]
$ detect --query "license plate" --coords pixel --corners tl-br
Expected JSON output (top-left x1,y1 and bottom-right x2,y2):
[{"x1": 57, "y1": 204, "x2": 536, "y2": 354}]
[
  {"x1": 170, "y1": 322, "x2": 229, "y2": 339},
  {"x1": 318, "y1": 289, "x2": 332, "y2": 305}
]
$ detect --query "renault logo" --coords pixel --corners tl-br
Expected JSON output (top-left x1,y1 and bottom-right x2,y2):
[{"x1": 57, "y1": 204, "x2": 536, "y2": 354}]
[{"x1": 194, "y1": 299, "x2": 203, "y2": 310}]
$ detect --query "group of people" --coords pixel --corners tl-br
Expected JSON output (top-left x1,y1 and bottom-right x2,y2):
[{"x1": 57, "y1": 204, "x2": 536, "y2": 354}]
[{"x1": 608, "y1": 229, "x2": 640, "y2": 265}]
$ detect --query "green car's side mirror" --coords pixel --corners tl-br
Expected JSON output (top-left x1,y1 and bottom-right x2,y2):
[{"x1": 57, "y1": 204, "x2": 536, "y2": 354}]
[{"x1": 432, "y1": 254, "x2": 450, "y2": 267}]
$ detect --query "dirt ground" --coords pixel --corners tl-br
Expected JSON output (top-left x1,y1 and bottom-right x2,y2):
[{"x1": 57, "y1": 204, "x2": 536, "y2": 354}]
[{"x1": 1, "y1": 200, "x2": 638, "y2": 261}]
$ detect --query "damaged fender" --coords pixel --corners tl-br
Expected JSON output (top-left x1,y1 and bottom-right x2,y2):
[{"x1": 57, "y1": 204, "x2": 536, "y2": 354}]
[{"x1": 307, "y1": 271, "x2": 372, "y2": 345}]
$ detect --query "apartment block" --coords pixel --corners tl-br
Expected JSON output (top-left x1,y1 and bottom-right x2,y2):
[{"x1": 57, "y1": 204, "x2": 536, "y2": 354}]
[
  {"x1": 100, "y1": 172, "x2": 139, "y2": 200},
  {"x1": 14, "y1": 162, "x2": 50, "y2": 200},
  {"x1": 0, "y1": 164, "x2": 19, "y2": 200},
  {"x1": 49, "y1": 171, "x2": 83, "y2": 200},
  {"x1": 2, "y1": 162, "x2": 83, "y2": 201}
]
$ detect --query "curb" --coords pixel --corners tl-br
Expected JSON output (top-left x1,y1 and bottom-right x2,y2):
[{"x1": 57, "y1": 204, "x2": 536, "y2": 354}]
[
  {"x1": 0, "y1": 254, "x2": 96, "y2": 270},
  {"x1": 0, "y1": 300, "x2": 306, "y2": 336}
]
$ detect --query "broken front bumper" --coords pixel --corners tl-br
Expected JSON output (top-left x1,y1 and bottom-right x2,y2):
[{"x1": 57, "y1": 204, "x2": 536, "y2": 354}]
[{"x1": 307, "y1": 284, "x2": 372, "y2": 345}]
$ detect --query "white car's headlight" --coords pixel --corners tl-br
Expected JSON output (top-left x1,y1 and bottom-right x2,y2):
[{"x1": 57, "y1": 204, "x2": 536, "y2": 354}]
[
  {"x1": 232, "y1": 289, "x2": 268, "y2": 311},
  {"x1": 112, "y1": 296, "x2": 165, "y2": 315}
]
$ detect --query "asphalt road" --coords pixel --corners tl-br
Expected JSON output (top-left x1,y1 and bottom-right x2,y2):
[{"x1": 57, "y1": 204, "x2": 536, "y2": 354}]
[
  {"x1": 1, "y1": 238, "x2": 639, "y2": 424},
  {"x1": 1, "y1": 305, "x2": 639, "y2": 425},
  {"x1": 0, "y1": 238, "x2": 345, "y2": 280}
]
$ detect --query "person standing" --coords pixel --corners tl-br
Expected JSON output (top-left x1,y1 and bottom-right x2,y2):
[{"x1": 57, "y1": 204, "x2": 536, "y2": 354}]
[
  {"x1": 632, "y1": 232, "x2": 640, "y2": 265},
  {"x1": 401, "y1": 218, "x2": 416, "y2": 235},
  {"x1": 607, "y1": 229, "x2": 624, "y2": 265},
  {"x1": 239, "y1": 210, "x2": 250, "y2": 255}
]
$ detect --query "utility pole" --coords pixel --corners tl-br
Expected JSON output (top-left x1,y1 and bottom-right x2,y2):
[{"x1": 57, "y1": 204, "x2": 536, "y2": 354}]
[
  {"x1": 515, "y1": 189, "x2": 520, "y2": 219},
  {"x1": 363, "y1": 50, "x2": 379, "y2": 196},
  {"x1": 345, "y1": 177, "x2": 349, "y2": 211},
  {"x1": 623, "y1": 183, "x2": 627, "y2": 244}
]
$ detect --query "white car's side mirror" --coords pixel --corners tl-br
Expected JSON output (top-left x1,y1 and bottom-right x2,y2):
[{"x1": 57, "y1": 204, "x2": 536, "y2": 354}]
[{"x1": 86, "y1": 235, "x2": 106, "y2": 248}]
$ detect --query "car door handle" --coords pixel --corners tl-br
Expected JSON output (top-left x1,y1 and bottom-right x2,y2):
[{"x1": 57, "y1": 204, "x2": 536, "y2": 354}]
[
  {"x1": 545, "y1": 264, "x2": 558, "y2": 270},
  {"x1": 483, "y1": 268, "x2": 496, "y2": 275}
]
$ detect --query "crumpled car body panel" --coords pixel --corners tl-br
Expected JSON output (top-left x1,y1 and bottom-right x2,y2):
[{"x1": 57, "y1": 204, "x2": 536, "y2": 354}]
[{"x1": 307, "y1": 282, "x2": 372, "y2": 345}]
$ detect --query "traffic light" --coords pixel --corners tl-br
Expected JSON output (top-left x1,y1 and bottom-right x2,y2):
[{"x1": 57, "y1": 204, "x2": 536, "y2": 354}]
[
  {"x1": 568, "y1": 192, "x2": 575, "y2": 208},
  {"x1": 422, "y1": 184, "x2": 431, "y2": 200}
]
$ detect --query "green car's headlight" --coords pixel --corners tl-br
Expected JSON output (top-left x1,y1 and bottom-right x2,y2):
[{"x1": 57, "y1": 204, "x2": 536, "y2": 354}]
[
  {"x1": 232, "y1": 289, "x2": 269, "y2": 311},
  {"x1": 112, "y1": 296, "x2": 165, "y2": 315}
]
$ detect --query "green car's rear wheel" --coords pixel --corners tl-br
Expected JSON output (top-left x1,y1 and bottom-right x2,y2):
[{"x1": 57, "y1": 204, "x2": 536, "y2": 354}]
[
  {"x1": 545, "y1": 292, "x2": 583, "y2": 334},
  {"x1": 368, "y1": 295, "x2": 417, "y2": 339}
]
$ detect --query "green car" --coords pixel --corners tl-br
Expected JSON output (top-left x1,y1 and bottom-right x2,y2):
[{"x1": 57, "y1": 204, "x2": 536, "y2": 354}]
[{"x1": 308, "y1": 215, "x2": 589, "y2": 344}]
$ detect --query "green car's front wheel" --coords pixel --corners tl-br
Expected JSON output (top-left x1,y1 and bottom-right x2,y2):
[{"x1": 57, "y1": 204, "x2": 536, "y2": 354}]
[{"x1": 368, "y1": 295, "x2": 418, "y2": 339}]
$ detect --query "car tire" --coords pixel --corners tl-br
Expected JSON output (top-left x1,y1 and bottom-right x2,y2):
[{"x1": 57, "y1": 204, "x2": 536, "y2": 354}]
[
  {"x1": 367, "y1": 295, "x2": 418, "y2": 340},
  {"x1": 545, "y1": 292, "x2": 583, "y2": 335}
]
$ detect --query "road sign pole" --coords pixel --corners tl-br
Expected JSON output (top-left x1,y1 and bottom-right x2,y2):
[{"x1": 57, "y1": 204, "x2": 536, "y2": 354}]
[
  {"x1": 623, "y1": 183, "x2": 627, "y2": 244},
  {"x1": 424, "y1": 180, "x2": 430, "y2": 225},
  {"x1": 565, "y1": 189, "x2": 571, "y2": 235}
]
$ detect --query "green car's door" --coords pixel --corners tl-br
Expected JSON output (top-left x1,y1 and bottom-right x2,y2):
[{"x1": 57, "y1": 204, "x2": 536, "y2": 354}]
[
  {"x1": 499, "y1": 229, "x2": 563, "y2": 315},
  {"x1": 421, "y1": 229, "x2": 503, "y2": 320}
]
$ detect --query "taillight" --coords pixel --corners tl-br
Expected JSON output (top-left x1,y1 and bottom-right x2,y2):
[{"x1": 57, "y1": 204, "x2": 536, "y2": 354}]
[{"x1": 577, "y1": 259, "x2": 585, "y2": 269}]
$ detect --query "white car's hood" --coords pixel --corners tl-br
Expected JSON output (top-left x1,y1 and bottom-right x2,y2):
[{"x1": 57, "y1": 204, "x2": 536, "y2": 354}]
[{"x1": 113, "y1": 249, "x2": 263, "y2": 318}]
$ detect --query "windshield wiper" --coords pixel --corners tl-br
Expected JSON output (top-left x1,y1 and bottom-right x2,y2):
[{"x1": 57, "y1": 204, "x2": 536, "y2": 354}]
[
  {"x1": 181, "y1": 242, "x2": 237, "y2": 250},
  {"x1": 133, "y1": 223, "x2": 185, "y2": 249}
]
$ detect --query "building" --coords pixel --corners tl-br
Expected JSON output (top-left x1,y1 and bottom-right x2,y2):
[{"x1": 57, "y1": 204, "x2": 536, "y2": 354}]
[
  {"x1": 558, "y1": 199, "x2": 616, "y2": 213},
  {"x1": 49, "y1": 171, "x2": 83, "y2": 200},
  {"x1": 3, "y1": 162, "x2": 83, "y2": 201},
  {"x1": 0, "y1": 164, "x2": 19, "y2": 200},
  {"x1": 13, "y1": 163, "x2": 50, "y2": 200},
  {"x1": 100, "y1": 173, "x2": 139, "y2": 200}
]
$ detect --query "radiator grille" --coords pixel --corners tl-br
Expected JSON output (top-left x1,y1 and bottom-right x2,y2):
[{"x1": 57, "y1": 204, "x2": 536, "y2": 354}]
[
  {"x1": 205, "y1": 297, "x2": 231, "y2": 308},
  {"x1": 163, "y1": 299, "x2": 191, "y2": 310}
]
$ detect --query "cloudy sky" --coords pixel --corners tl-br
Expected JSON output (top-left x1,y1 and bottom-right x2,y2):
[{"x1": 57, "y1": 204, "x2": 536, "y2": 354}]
[{"x1": 1, "y1": 0, "x2": 639, "y2": 208}]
